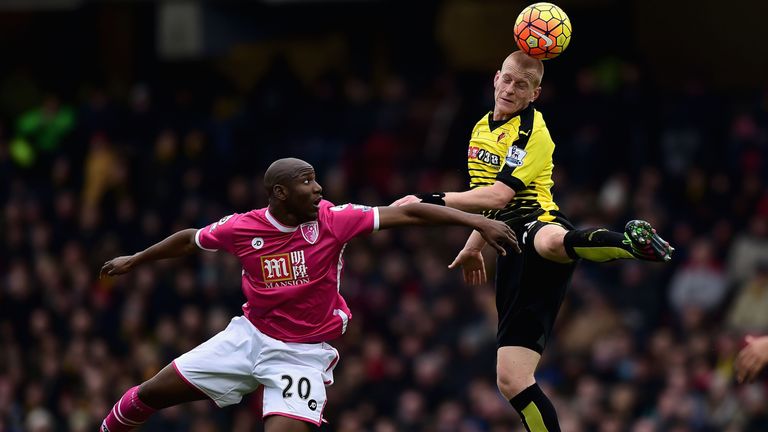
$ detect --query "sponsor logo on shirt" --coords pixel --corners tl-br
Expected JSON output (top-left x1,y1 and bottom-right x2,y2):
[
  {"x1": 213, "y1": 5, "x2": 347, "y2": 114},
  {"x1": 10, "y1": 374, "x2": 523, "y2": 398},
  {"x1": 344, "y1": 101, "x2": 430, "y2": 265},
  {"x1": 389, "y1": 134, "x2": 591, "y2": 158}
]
[
  {"x1": 261, "y1": 250, "x2": 310, "y2": 288},
  {"x1": 505, "y1": 145, "x2": 527, "y2": 168},
  {"x1": 468, "y1": 146, "x2": 501, "y2": 166},
  {"x1": 251, "y1": 237, "x2": 264, "y2": 249}
]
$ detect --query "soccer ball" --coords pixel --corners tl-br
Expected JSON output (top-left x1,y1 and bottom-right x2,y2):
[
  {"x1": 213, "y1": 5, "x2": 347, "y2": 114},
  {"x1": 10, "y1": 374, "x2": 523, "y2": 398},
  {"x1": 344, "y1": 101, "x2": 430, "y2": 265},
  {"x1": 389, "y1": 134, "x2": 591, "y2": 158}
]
[{"x1": 514, "y1": 2, "x2": 572, "y2": 60}]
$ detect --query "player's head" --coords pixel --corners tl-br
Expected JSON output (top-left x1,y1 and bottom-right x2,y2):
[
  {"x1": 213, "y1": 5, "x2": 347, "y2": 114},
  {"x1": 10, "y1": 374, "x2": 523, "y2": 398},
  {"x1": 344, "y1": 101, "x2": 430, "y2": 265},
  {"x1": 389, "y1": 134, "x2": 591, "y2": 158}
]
[
  {"x1": 264, "y1": 158, "x2": 323, "y2": 222},
  {"x1": 493, "y1": 51, "x2": 544, "y2": 119}
]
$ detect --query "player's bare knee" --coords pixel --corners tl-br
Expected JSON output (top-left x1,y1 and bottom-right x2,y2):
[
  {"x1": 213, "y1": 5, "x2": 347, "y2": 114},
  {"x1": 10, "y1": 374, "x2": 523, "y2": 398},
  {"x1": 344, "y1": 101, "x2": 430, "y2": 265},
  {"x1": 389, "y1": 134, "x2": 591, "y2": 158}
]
[
  {"x1": 136, "y1": 365, "x2": 197, "y2": 409},
  {"x1": 136, "y1": 381, "x2": 158, "y2": 407},
  {"x1": 537, "y1": 237, "x2": 559, "y2": 256},
  {"x1": 533, "y1": 225, "x2": 570, "y2": 262},
  {"x1": 496, "y1": 370, "x2": 533, "y2": 399}
]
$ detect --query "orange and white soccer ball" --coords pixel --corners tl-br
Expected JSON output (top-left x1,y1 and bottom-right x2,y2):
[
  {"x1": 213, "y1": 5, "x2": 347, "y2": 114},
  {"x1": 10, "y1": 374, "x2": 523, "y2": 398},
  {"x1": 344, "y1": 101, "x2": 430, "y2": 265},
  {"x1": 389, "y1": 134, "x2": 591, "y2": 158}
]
[{"x1": 514, "y1": 2, "x2": 572, "y2": 60}]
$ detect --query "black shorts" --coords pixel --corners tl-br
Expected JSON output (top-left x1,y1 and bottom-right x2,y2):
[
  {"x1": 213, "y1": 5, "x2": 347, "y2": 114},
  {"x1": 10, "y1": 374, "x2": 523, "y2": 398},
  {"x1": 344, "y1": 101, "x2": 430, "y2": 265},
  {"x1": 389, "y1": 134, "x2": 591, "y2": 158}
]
[{"x1": 495, "y1": 213, "x2": 576, "y2": 353}]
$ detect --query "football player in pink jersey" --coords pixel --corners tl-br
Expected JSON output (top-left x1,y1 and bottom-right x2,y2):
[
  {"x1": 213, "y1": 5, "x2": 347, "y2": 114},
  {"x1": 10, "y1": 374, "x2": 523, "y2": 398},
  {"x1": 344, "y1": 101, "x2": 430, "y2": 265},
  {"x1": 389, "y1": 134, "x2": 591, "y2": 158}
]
[{"x1": 98, "y1": 158, "x2": 518, "y2": 432}]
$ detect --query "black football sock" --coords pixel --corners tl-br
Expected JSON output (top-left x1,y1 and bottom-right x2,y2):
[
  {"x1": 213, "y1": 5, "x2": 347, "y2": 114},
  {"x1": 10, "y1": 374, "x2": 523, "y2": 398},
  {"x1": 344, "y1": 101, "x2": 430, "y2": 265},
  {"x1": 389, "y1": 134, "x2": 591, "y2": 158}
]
[
  {"x1": 509, "y1": 383, "x2": 561, "y2": 432},
  {"x1": 563, "y1": 228, "x2": 634, "y2": 262}
]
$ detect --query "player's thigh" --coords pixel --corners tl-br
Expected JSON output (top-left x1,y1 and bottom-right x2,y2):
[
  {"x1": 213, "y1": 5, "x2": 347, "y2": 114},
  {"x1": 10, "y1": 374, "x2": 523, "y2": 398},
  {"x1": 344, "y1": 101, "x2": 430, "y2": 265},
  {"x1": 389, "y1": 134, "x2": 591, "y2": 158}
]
[
  {"x1": 497, "y1": 346, "x2": 541, "y2": 375},
  {"x1": 139, "y1": 364, "x2": 209, "y2": 409},
  {"x1": 532, "y1": 222, "x2": 570, "y2": 263},
  {"x1": 524, "y1": 252, "x2": 575, "y2": 345},
  {"x1": 265, "y1": 414, "x2": 312, "y2": 432},
  {"x1": 173, "y1": 316, "x2": 262, "y2": 407},
  {"x1": 497, "y1": 242, "x2": 575, "y2": 353},
  {"x1": 495, "y1": 244, "x2": 525, "y2": 318},
  {"x1": 497, "y1": 346, "x2": 541, "y2": 395},
  {"x1": 258, "y1": 341, "x2": 339, "y2": 427}
]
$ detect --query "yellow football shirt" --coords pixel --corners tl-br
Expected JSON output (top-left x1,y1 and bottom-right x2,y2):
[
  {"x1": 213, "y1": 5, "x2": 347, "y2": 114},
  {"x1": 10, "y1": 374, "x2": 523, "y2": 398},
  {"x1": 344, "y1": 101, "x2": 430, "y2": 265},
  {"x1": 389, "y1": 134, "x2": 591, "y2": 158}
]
[{"x1": 466, "y1": 104, "x2": 559, "y2": 227}]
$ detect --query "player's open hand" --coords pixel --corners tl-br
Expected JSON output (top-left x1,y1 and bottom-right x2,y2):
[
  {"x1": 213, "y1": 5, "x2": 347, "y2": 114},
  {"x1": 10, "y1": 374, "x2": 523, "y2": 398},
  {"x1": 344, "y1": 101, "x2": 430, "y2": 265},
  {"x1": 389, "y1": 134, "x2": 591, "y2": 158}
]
[
  {"x1": 736, "y1": 335, "x2": 768, "y2": 383},
  {"x1": 99, "y1": 255, "x2": 137, "y2": 278},
  {"x1": 475, "y1": 218, "x2": 520, "y2": 256},
  {"x1": 448, "y1": 249, "x2": 486, "y2": 286},
  {"x1": 390, "y1": 195, "x2": 421, "y2": 207}
]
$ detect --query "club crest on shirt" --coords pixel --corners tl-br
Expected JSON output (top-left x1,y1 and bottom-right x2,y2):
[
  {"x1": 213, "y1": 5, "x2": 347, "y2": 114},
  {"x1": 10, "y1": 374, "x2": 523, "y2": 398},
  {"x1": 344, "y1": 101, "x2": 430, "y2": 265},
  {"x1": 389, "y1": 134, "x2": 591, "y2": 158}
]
[
  {"x1": 300, "y1": 221, "x2": 319, "y2": 244},
  {"x1": 505, "y1": 145, "x2": 527, "y2": 167}
]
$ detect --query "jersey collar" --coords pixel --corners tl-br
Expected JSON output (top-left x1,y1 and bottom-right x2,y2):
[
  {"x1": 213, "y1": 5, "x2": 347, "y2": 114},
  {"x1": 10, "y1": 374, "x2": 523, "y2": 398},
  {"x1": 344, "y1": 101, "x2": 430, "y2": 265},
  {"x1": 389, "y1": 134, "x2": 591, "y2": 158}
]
[
  {"x1": 265, "y1": 210, "x2": 298, "y2": 232},
  {"x1": 488, "y1": 103, "x2": 534, "y2": 132}
]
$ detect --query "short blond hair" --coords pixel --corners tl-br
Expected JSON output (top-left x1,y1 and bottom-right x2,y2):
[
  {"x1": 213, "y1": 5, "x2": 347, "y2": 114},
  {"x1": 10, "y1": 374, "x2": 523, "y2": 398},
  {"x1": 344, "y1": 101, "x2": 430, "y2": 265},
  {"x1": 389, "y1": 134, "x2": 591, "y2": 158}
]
[{"x1": 503, "y1": 51, "x2": 544, "y2": 87}]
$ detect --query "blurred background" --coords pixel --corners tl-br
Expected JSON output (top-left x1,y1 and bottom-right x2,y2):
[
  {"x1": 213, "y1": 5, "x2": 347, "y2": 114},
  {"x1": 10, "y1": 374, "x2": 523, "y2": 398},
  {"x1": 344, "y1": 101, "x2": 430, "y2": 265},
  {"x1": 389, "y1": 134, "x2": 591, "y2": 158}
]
[{"x1": 2, "y1": 0, "x2": 768, "y2": 431}]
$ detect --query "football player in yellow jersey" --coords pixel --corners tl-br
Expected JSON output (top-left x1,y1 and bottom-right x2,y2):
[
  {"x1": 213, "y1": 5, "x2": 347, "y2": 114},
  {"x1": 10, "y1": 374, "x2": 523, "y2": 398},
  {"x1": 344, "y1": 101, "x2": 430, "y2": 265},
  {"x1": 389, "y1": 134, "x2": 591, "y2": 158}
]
[{"x1": 393, "y1": 51, "x2": 674, "y2": 431}]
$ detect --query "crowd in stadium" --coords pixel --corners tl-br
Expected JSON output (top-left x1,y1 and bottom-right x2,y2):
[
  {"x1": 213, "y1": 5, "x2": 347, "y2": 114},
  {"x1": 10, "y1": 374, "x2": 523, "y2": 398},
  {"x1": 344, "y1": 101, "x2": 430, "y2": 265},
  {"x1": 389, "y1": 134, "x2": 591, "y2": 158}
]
[{"x1": 2, "y1": 52, "x2": 768, "y2": 432}]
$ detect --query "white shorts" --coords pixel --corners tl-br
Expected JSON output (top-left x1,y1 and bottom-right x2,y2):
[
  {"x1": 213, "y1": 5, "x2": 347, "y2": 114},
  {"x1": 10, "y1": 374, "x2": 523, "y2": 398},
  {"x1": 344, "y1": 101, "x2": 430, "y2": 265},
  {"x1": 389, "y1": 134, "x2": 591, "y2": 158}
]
[{"x1": 172, "y1": 316, "x2": 339, "y2": 426}]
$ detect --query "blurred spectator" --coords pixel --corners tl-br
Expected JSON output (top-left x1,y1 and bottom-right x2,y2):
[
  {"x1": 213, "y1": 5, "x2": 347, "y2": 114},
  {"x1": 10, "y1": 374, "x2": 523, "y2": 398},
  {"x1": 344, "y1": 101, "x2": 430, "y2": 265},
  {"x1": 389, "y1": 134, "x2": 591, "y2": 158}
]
[
  {"x1": 10, "y1": 95, "x2": 75, "y2": 169},
  {"x1": 727, "y1": 261, "x2": 768, "y2": 333},
  {"x1": 726, "y1": 215, "x2": 768, "y2": 287},
  {"x1": 559, "y1": 288, "x2": 622, "y2": 355},
  {"x1": 81, "y1": 133, "x2": 122, "y2": 209},
  {"x1": 669, "y1": 238, "x2": 727, "y2": 317}
]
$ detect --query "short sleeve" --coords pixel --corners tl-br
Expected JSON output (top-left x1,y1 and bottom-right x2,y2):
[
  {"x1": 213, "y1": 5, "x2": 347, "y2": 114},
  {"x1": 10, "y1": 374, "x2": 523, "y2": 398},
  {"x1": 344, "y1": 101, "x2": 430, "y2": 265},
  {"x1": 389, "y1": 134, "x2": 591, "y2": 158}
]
[
  {"x1": 195, "y1": 213, "x2": 241, "y2": 253},
  {"x1": 496, "y1": 128, "x2": 554, "y2": 191},
  {"x1": 325, "y1": 203, "x2": 379, "y2": 243}
]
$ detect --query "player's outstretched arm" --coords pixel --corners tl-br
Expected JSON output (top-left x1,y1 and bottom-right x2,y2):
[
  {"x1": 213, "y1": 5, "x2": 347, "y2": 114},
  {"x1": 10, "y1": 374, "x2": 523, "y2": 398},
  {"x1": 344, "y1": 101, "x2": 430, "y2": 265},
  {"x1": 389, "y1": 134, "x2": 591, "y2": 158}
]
[
  {"x1": 99, "y1": 228, "x2": 199, "y2": 278},
  {"x1": 377, "y1": 203, "x2": 520, "y2": 255},
  {"x1": 391, "y1": 181, "x2": 516, "y2": 213}
]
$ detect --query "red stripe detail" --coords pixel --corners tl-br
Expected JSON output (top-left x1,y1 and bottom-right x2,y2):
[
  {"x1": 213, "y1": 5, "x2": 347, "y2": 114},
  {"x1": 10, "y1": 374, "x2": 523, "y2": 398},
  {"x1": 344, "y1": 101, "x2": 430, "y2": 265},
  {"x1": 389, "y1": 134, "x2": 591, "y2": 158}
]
[
  {"x1": 319, "y1": 399, "x2": 328, "y2": 424},
  {"x1": 263, "y1": 412, "x2": 321, "y2": 427},
  {"x1": 326, "y1": 352, "x2": 339, "y2": 372}
]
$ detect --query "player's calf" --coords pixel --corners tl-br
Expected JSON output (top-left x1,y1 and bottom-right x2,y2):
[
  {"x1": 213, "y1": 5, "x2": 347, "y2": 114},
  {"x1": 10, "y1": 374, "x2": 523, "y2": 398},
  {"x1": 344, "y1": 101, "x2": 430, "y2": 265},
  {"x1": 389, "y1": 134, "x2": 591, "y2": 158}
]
[
  {"x1": 508, "y1": 383, "x2": 562, "y2": 432},
  {"x1": 563, "y1": 227, "x2": 635, "y2": 262},
  {"x1": 100, "y1": 386, "x2": 156, "y2": 432},
  {"x1": 100, "y1": 367, "x2": 202, "y2": 432},
  {"x1": 562, "y1": 220, "x2": 673, "y2": 263}
]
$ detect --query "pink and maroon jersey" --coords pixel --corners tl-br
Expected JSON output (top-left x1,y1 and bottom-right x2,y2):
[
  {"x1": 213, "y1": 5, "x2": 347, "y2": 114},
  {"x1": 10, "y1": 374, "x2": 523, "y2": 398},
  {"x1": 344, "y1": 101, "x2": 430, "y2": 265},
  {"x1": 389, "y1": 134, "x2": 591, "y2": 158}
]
[{"x1": 195, "y1": 200, "x2": 379, "y2": 343}]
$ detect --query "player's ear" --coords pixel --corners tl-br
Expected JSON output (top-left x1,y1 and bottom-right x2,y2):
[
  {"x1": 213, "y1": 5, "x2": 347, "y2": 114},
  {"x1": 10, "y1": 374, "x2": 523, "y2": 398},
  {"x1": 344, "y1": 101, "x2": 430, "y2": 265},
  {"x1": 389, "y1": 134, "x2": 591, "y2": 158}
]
[
  {"x1": 273, "y1": 184, "x2": 288, "y2": 201},
  {"x1": 531, "y1": 86, "x2": 541, "y2": 102}
]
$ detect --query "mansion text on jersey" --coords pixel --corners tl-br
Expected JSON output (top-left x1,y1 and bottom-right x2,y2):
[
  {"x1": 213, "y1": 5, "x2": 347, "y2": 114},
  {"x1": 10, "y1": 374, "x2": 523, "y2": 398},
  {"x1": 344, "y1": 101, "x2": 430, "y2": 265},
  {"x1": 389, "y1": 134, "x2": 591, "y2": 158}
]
[{"x1": 260, "y1": 250, "x2": 310, "y2": 288}]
